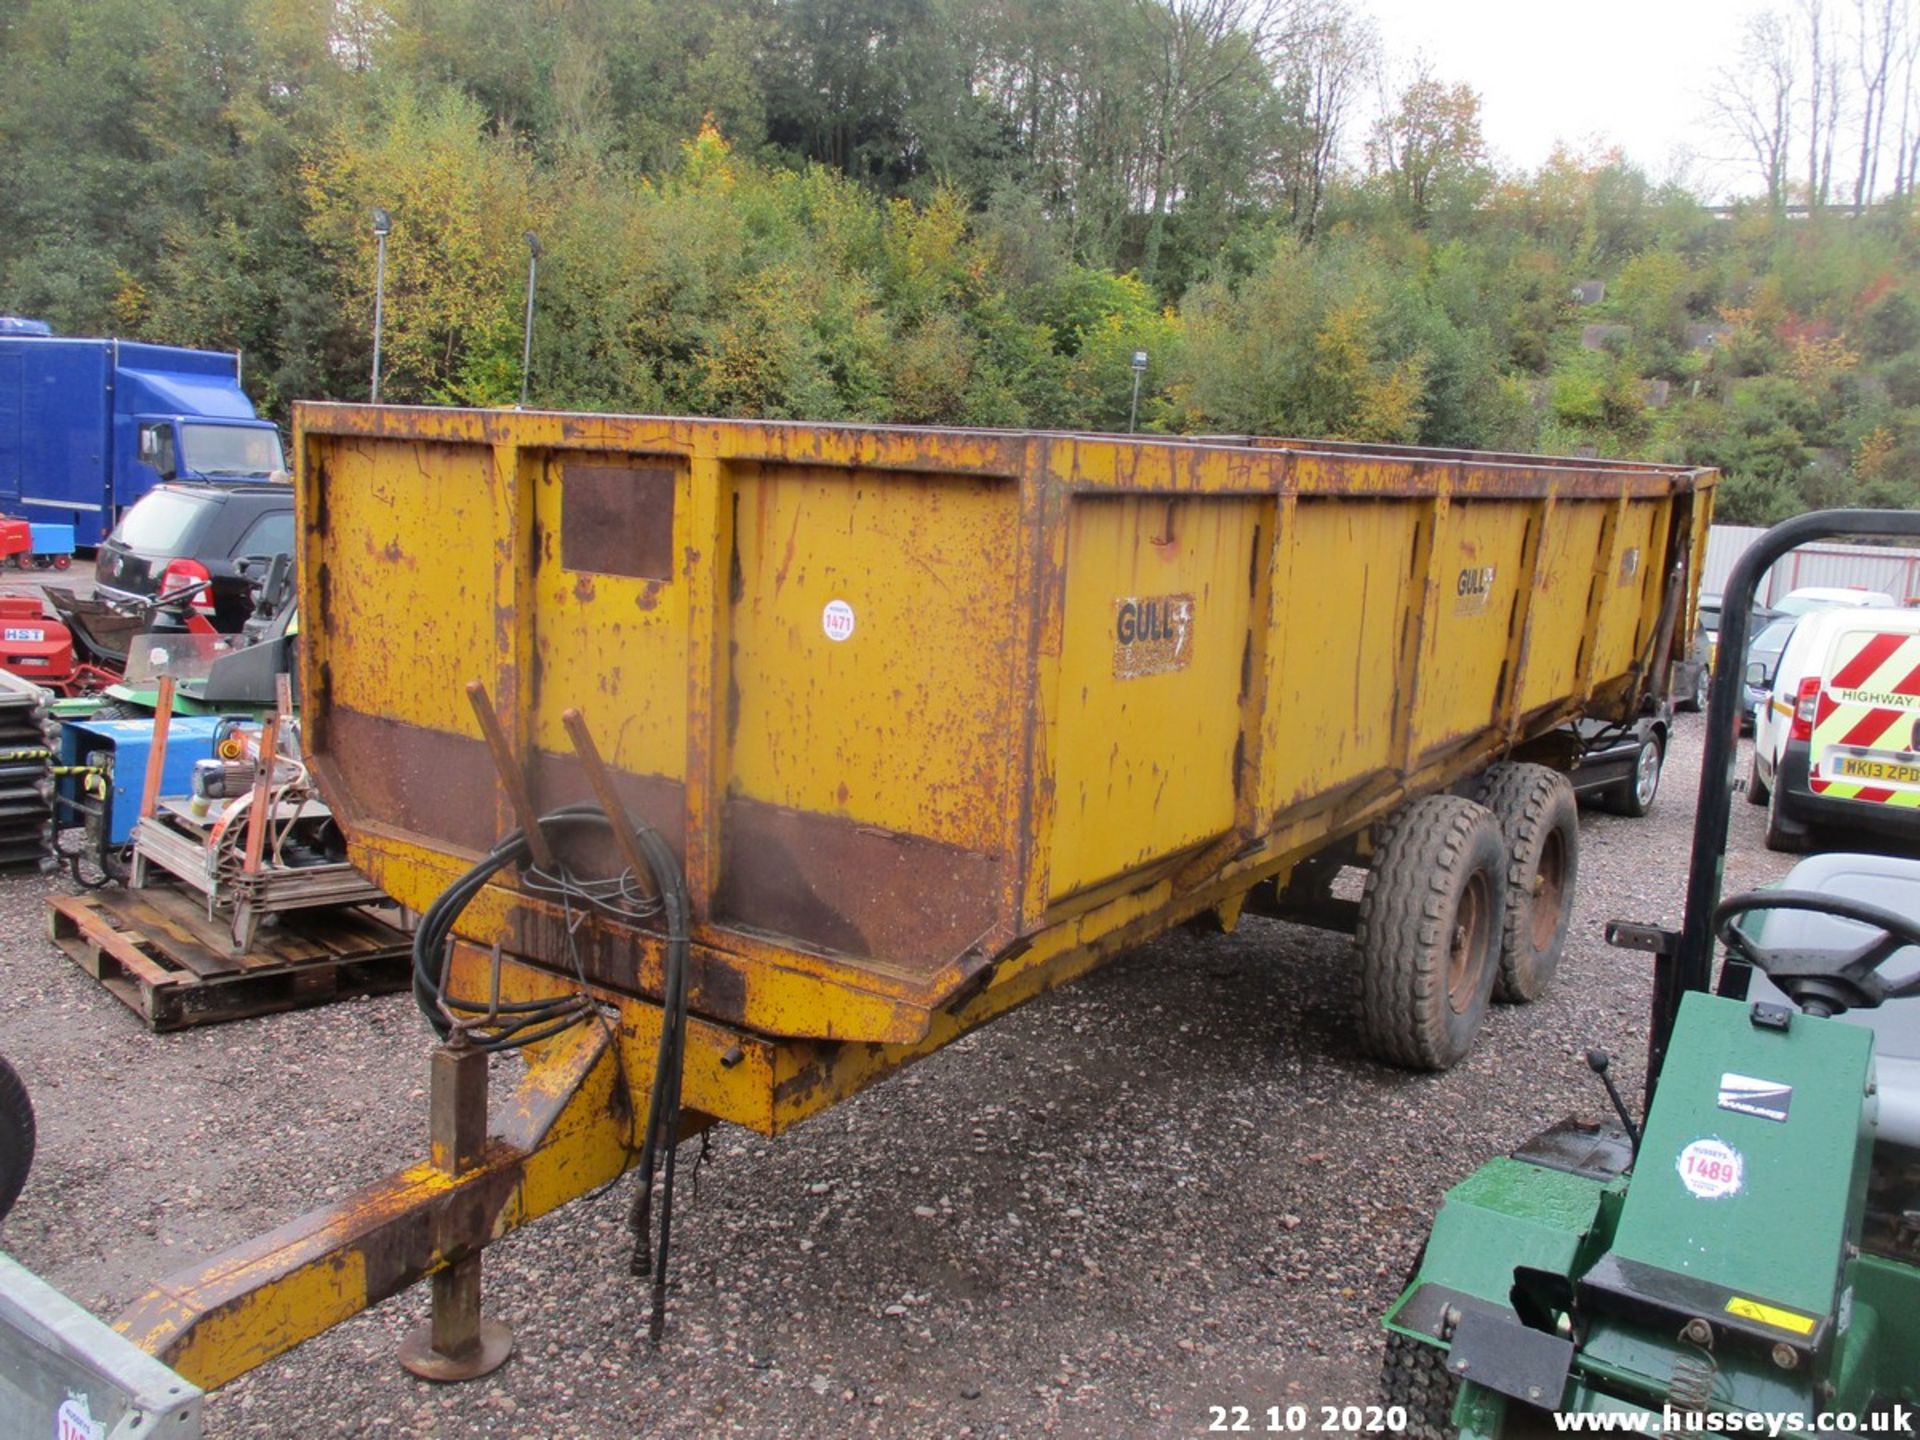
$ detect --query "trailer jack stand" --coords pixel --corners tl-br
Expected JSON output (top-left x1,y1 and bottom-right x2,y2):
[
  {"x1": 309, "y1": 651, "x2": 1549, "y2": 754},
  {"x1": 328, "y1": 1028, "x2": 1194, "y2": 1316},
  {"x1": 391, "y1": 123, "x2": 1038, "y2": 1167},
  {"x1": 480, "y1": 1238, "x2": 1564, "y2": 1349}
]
[
  {"x1": 115, "y1": 998, "x2": 632, "y2": 1393},
  {"x1": 397, "y1": 1044, "x2": 513, "y2": 1382}
]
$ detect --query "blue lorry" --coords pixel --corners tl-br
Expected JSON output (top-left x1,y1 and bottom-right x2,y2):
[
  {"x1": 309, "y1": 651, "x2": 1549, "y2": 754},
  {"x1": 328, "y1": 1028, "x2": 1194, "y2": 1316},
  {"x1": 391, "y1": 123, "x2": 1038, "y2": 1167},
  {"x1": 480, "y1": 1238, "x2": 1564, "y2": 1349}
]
[{"x1": 0, "y1": 318, "x2": 284, "y2": 547}]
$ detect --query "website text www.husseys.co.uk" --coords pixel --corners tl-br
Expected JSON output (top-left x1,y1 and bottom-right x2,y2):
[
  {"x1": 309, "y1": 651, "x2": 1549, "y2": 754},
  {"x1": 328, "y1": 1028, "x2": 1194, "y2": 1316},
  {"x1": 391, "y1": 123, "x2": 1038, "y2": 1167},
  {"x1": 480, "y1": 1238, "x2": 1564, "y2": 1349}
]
[{"x1": 1551, "y1": 1406, "x2": 1915, "y2": 1435}]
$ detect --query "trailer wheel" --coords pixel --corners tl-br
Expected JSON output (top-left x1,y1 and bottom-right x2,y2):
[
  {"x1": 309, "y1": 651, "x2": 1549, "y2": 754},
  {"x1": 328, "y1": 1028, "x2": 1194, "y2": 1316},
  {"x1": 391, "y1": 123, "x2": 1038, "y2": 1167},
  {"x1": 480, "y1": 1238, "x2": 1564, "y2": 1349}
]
[
  {"x1": 1355, "y1": 795, "x2": 1507, "y2": 1070},
  {"x1": 1381, "y1": 1330, "x2": 1459, "y2": 1440},
  {"x1": 1475, "y1": 763, "x2": 1579, "y2": 1004},
  {"x1": 0, "y1": 1055, "x2": 34, "y2": 1222}
]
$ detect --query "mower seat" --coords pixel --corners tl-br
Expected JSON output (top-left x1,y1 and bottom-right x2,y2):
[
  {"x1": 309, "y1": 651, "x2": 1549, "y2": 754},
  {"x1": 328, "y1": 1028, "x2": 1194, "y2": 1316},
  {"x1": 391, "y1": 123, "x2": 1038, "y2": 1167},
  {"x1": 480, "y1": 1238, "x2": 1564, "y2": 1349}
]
[{"x1": 1736, "y1": 851, "x2": 1920, "y2": 1149}]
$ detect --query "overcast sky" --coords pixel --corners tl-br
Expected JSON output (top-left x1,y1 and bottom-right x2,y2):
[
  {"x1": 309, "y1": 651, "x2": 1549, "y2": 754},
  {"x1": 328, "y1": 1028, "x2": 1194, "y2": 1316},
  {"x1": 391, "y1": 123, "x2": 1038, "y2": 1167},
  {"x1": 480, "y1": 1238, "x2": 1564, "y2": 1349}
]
[{"x1": 1359, "y1": 0, "x2": 1759, "y2": 198}]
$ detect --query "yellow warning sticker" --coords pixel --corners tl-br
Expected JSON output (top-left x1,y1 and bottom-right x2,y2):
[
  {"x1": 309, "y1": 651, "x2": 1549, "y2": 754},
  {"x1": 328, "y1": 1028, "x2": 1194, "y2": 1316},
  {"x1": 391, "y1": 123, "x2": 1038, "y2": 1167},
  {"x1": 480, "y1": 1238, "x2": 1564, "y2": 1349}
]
[{"x1": 1725, "y1": 1296, "x2": 1816, "y2": 1335}]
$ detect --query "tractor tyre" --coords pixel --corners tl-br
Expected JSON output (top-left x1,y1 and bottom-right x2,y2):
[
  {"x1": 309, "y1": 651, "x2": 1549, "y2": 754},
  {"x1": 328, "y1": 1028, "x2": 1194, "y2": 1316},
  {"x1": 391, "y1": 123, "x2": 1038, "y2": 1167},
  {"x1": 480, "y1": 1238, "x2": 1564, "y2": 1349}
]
[
  {"x1": 90, "y1": 701, "x2": 141, "y2": 721},
  {"x1": 1355, "y1": 794, "x2": 1507, "y2": 1071},
  {"x1": 0, "y1": 1055, "x2": 34, "y2": 1222},
  {"x1": 52, "y1": 554, "x2": 71, "y2": 571},
  {"x1": 1746, "y1": 748, "x2": 1769, "y2": 806},
  {"x1": 1475, "y1": 763, "x2": 1578, "y2": 1004},
  {"x1": 1382, "y1": 1330, "x2": 1459, "y2": 1440}
]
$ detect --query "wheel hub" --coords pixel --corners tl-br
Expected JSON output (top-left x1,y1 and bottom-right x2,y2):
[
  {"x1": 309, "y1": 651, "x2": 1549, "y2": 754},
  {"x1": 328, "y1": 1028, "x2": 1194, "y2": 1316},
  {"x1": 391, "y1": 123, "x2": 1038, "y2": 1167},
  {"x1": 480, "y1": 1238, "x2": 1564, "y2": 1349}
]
[
  {"x1": 1447, "y1": 872, "x2": 1491, "y2": 1013},
  {"x1": 1531, "y1": 830, "x2": 1566, "y2": 953}
]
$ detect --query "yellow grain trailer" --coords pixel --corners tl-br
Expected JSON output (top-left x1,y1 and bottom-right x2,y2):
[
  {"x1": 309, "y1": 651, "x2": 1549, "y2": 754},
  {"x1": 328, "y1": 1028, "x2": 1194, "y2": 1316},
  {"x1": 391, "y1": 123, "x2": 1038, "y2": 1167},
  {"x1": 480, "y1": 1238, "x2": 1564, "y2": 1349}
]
[{"x1": 118, "y1": 407, "x2": 1713, "y2": 1387}]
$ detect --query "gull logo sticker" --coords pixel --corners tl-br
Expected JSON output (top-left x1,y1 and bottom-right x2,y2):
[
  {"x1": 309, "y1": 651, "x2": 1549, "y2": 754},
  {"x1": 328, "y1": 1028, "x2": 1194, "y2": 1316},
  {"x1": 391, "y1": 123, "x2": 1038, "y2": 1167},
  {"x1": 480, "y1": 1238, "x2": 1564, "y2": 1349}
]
[
  {"x1": 1454, "y1": 565, "x2": 1496, "y2": 617},
  {"x1": 1718, "y1": 1072, "x2": 1792, "y2": 1124},
  {"x1": 1112, "y1": 595, "x2": 1194, "y2": 679}
]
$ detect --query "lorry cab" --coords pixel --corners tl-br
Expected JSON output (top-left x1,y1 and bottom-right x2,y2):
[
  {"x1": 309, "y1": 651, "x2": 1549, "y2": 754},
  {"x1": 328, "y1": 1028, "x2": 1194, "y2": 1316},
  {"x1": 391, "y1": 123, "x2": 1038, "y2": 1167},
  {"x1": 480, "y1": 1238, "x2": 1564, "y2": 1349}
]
[
  {"x1": 0, "y1": 328, "x2": 282, "y2": 545},
  {"x1": 136, "y1": 416, "x2": 284, "y2": 485}
]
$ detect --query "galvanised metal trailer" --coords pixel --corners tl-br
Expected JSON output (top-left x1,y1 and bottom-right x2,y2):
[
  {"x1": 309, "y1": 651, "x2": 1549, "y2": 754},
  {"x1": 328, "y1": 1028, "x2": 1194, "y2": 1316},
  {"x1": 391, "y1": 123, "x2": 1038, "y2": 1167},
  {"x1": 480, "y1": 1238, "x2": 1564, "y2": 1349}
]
[{"x1": 115, "y1": 409, "x2": 1713, "y2": 1389}]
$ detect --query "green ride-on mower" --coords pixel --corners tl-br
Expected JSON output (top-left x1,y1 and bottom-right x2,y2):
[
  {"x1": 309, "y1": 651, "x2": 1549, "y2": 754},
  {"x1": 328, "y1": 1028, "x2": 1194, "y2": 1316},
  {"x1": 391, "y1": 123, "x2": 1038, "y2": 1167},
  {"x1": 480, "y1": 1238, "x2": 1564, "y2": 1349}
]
[{"x1": 1383, "y1": 509, "x2": 1920, "y2": 1438}]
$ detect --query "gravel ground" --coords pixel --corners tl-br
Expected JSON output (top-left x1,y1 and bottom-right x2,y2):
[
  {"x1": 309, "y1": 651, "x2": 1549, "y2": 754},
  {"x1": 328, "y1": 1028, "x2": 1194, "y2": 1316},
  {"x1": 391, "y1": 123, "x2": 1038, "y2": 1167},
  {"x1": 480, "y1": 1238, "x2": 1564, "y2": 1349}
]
[
  {"x1": 0, "y1": 712, "x2": 1795, "y2": 1439},
  {"x1": 0, "y1": 563, "x2": 89, "y2": 598}
]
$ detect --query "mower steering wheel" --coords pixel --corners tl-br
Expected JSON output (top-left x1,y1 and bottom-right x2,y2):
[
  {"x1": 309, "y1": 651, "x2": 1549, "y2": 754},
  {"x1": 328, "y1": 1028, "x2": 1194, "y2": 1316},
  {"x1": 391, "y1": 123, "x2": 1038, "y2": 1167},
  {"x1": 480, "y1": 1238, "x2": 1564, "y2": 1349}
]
[{"x1": 1715, "y1": 890, "x2": 1920, "y2": 1018}]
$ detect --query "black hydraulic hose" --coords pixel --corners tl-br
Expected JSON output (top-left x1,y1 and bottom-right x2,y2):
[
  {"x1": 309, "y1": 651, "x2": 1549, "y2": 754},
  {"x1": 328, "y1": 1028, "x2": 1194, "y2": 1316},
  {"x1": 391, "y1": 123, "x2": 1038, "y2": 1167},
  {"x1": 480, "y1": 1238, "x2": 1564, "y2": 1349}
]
[
  {"x1": 621, "y1": 821, "x2": 691, "y2": 1344},
  {"x1": 409, "y1": 804, "x2": 614, "y2": 1041},
  {"x1": 409, "y1": 799, "x2": 694, "y2": 1341}
]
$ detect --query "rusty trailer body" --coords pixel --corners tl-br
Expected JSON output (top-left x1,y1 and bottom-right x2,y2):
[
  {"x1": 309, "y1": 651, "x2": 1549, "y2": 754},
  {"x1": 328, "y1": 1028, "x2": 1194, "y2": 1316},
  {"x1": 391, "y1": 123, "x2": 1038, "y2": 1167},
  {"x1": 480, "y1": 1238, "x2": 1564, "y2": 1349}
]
[{"x1": 116, "y1": 408, "x2": 1713, "y2": 1389}]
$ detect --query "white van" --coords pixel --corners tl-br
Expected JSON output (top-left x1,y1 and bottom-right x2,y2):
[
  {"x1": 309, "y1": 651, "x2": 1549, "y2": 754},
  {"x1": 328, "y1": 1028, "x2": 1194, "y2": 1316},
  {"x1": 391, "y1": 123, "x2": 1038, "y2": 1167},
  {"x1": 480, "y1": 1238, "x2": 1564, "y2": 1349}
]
[
  {"x1": 1773, "y1": 585, "x2": 1898, "y2": 616},
  {"x1": 1748, "y1": 606, "x2": 1920, "y2": 853}
]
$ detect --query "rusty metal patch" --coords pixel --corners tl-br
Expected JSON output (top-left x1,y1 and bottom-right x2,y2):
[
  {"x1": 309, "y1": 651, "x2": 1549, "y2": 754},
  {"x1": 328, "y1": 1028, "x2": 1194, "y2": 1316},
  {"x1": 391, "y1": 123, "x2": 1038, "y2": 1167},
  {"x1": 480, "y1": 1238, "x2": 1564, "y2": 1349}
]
[
  {"x1": 713, "y1": 797, "x2": 1001, "y2": 968},
  {"x1": 323, "y1": 709, "x2": 501, "y2": 856},
  {"x1": 1112, "y1": 594, "x2": 1194, "y2": 679},
  {"x1": 562, "y1": 461, "x2": 677, "y2": 581},
  {"x1": 1454, "y1": 564, "x2": 1497, "y2": 617}
]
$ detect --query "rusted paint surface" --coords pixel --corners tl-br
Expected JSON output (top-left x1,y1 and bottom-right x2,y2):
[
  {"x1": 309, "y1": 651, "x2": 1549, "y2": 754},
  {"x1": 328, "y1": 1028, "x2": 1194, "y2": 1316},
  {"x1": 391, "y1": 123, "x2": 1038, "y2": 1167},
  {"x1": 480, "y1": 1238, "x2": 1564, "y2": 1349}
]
[
  {"x1": 723, "y1": 461, "x2": 1020, "y2": 856},
  {"x1": 712, "y1": 795, "x2": 1001, "y2": 967},
  {"x1": 318, "y1": 709, "x2": 500, "y2": 858},
  {"x1": 1047, "y1": 494, "x2": 1260, "y2": 899},
  {"x1": 559, "y1": 460, "x2": 677, "y2": 580},
  {"x1": 525, "y1": 747, "x2": 687, "y2": 858},
  {"x1": 297, "y1": 404, "x2": 1715, "y2": 1054}
]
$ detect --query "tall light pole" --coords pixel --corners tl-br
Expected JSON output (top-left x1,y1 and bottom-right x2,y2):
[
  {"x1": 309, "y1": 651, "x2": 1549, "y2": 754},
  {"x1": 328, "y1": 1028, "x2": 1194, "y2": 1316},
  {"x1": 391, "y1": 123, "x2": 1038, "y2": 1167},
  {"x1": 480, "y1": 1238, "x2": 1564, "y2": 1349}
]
[
  {"x1": 520, "y1": 231, "x2": 541, "y2": 408},
  {"x1": 1128, "y1": 350, "x2": 1149, "y2": 434},
  {"x1": 370, "y1": 208, "x2": 391, "y2": 403}
]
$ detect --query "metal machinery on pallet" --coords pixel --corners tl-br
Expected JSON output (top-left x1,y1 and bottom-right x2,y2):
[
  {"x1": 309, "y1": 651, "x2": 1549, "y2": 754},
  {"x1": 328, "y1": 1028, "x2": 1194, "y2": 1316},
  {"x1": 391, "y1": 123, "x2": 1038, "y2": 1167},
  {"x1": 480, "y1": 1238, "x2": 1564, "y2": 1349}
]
[
  {"x1": 126, "y1": 675, "x2": 385, "y2": 953},
  {"x1": 56, "y1": 713, "x2": 227, "y2": 866},
  {"x1": 1383, "y1": 510, "x2": 1920, "y2": 1436},
  {"x1": 99, "y1": 408, "x2": 1714, "y2": 1391}
]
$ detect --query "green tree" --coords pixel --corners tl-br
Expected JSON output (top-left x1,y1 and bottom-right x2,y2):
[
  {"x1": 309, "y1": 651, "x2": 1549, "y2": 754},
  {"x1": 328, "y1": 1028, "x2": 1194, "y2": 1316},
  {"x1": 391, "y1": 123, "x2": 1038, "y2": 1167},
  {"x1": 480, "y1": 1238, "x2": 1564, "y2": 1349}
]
[
  {"x1": 303, "y1": 85, "x2": 546, "y2": 405},
  {"x1": 1176, "y1": 234, "x2": 1424, "y2": 440},
  {"x1": 1368, "y1": 70, "x2": 1488, "y2": 227}
]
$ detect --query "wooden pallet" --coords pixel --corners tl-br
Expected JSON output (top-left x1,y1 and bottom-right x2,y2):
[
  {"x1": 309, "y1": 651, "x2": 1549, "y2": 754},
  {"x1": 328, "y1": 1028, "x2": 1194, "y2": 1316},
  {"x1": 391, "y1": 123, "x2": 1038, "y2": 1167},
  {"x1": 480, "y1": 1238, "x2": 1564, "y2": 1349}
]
[{"x1": 48, "y1": 885, "x2": 413, "y2": 1031}]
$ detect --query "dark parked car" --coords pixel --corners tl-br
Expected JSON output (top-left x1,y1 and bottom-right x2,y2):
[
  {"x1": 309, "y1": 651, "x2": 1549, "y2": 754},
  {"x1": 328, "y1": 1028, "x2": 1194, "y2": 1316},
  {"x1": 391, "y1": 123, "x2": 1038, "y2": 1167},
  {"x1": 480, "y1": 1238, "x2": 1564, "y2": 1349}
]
[
  {"x1": 1698, "y1": 591, "x2": 1782, "y2": 675},
  {"x1": 1671, "y1": 610, "x2": 1710, "y2": 711},
  {"x1": 1567, "y1": 707, "x2": 1670, "y2": 818},
  {"x1": 95, "y1": 483, "x2": 294, "y2": 633}
]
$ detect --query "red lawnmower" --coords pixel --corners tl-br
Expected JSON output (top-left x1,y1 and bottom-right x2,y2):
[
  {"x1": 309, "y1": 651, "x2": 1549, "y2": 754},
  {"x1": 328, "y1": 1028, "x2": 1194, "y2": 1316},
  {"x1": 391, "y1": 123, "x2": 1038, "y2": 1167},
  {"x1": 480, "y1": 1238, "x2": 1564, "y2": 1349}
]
[
  {"x1": 0, "y1": 580, "x2": 221, "y2": 697},
  {"x1": 0, "y1": 595, "x2": 117, "y2": 695}
]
